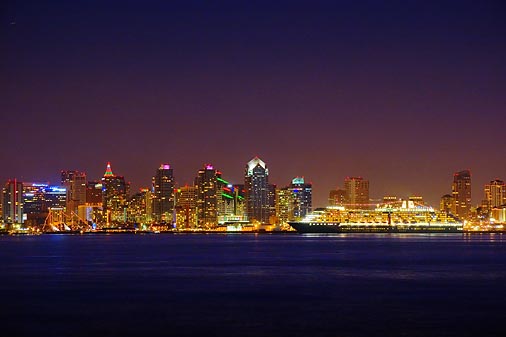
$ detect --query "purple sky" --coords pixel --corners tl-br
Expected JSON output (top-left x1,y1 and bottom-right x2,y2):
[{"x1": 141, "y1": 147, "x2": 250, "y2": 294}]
[{"x1": 1, "y1": 1, "x2": 505, "y2": 207}]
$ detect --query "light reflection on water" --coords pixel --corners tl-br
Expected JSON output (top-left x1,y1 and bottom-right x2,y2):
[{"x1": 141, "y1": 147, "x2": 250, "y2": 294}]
[{"x1": 1, "y1": 233, "x2": 506, "y2": 337}]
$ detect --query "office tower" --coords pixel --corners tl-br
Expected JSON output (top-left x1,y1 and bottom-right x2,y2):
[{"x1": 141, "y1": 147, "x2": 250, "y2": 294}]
[
  {"x1": 127, "y1": 188, "x2": 152, "y2": 224},
  {"x1": 175, "y1": 185, "x2": 197, "y2": 229},
  {"x1": 101, "y1": 162, "x2": 128, "y2": 224},
  {"x1": 276, "y1": 187, "x2": 294, "y2": 224},
  {"x1": 451, "y1": 170, "x2": 471, "y2": 219},
  {"x1": 344, "y1": 177, "x2": 369, "y2": 209},
  {"x1": 2, "y1": 179, "x2": 24, "y2": 224},
  {"x1": 61, "y1": 170, "x2": 87, "y2": 216},
  {"x1": 86, "y1": 181, "x2": 103, "y2": 205},
  {"x1": 23, "y1": 183, "x2": 49, "y2": 226},
  {"x1": 484, "y1": 179, "x2": 506, "y2": 209},
  {"x1": 245, "y1": 156, "x2": 274, "y2": 223},
  {"x1": 152, "y1": 164, "x2": 175, "y2": 223},
  {"x1": 289, "y1": 177, "x2": 312, "y2": 219},
  {"x1": 329, "y1": 188, "x2": 346, "y2": 206},
  {"x1": 195, "y1": 164, "x2": 218, "y2": 228},
  {"x1": 43, "y1": 186, "x2": 67, "y2": 209},
  {"x1": 440, "y1": 194, "x2": 454, "y2": 214}
]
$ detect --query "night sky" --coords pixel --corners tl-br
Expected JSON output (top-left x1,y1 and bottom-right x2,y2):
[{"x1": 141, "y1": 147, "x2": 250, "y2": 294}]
[{"x1": 1, "y1": 0, "x2": 505, "y2": 207}]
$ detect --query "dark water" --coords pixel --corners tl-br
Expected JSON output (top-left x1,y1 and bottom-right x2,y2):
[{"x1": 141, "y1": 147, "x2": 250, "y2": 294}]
[{"x1": 1, "y1": 233, "x2": 506, "y2": 337}]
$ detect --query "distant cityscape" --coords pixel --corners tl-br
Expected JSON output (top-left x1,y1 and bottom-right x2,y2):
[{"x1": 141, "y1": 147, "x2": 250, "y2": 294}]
[{"x1": 1, "y1": 157, "x2": 505, "y2": 233}]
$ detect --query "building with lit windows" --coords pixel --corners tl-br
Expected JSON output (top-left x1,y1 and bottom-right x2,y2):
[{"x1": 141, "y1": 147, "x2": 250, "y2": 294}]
[
  {"x1": 195, "y1": 164, "x2": 218, "y2": 228},
  {"x1": 61, "y1": 170, "x2": 86, "y2": 216},
  {"x1": 2, "y1": 179, "x2": 24, "y2": 225},
  {"x1": 101, "y1": 162, "x2": 129, "y2": 224},
  {"x1": 23, "y1": 183, "x2": 49, "y2": 226},
  {"x1": 152, "y1": 164, "x2": 175, "y2": 223},
  {"x1": 329, "y1": 188, "x2": 346, "y2": 206},
  {"x1": 276, "y1": 187, "x2": 294, "y2": 224},
  {"x1": 484, "y1": 179, "x2": 506, "y2": 209},
  {"x1": 452, "y1": 170, "x2": 471, "y2": 219},
  {"x1": 127, "y1": 188, "x2": 153, "y2": 225},
  {"x1": 440, "y1": 194, "x2": 454, "y2": 214},
  {"x1": 245, "y1": 157, "x2": 275, "y2": 223},
  {"x1": 216, "y1": 176, "x2": 247, "y2": 224},
  {"x1": 344, "y1": 177, "x2": 369, "y2": 209},
  {"x1": 289, "y1": 177, "x2": 312, "y2": 219},
  {"x1": 175, "y1": 185, "x2": 197, "y2": 229}
]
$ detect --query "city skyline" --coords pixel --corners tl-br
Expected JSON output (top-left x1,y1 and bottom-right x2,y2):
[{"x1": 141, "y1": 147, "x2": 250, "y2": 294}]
[
  {"x1": 3, "y1": 159, "x2": 505, "y2": 209},
  {"x1": 2, "y1": 1, "x2": 505, "y2": 207}
]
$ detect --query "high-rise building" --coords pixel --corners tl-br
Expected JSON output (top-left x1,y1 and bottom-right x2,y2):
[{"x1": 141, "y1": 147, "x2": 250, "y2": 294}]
[
  {"x1": 175, "y1": 185, "x2": 197, "y2": 229},
  {"x1": 61, "y1": 170, "x2": 86, "y2": 216},
  {"x1": 127, "y1": 188, "x2": 152, "y2": 224},
  {"x1": 344, "y1": 177, "x2": 369, "y2": 209},
  {"x1": 2, "y1": 179, "x2": 24, "y2": 224},
  {"x1": 195, "y1": 164, "x2": 218, "y2": 228},
  {"x1": 289, "y1": 177, "x2": 312, "y2": 219},
  {"x1": 329, "y1": 188, "x2": 346, "y2": 206},
  {"x1": 484, "y1": 179, "x2": 506, "y2": 209},
  {"x1": 216, "y1": 176, "x2": 247, "y2": 224},
  {"x1": 452, "y1": 170, "x2": 471, "y2": 219},
  {"x1": 101, "y1": 162, "x2": 128, "y2": 224},
  {"x1": 276, "y1": 187, "x2": 294, "y2": 224},
  {"x1": 440, "y1": 194, "x2": 454, "y2": 214},
  {"x1": 152, "y1": 164, "x2": 175, "y2": 223},
  {"x1": 23, "y1": 183, "x2": 49, "y2": 226},
  {"x1": 245, "y1": 157, "x2": 274, "y2": 223}
]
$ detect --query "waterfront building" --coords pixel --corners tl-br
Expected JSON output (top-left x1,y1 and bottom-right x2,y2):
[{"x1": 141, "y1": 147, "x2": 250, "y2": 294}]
[
  {"x1": 344, "y1": 177, "x2": 369, "y2": 209},
  {"x1": 152, "y1": 164, "x2": 175, "y2": 223},
  {"x1": 484, "y1": 179, "x2": 506, "y2": 209},
  {"x1": 329, "y1": 188, "x2": 346, "y2": 206},
  {"x1": 175, "y1": 185, "x2": 197, "y2": 229},
  {"x1": 216, "y1": 176, "x2": 246, "y2": 224},
  {"x1": 289, "y1": 177, "x2": 312, "y2": 219},
  {"x1": 451, "y1": 170, "x2": 471, "y2": 219},
  {"x1": 101, "y1": 162, "x2": 129, "y2": 224},
  {"x1": 86, "y1": 181, "x2": 103, "y2": 204},
  {"x1": 276, "y1": 187, "x2": 294, "y2": 224},
  {"x1": 2, "y1": 179, "x2": 24, "y2": 224},
  {"x1": 23, "y1": 183, "x2": 49, "y2": 226},
  {"x1": 245, "y1": 157, "x2": 275, "y2": 223},
  {"x1": 195, "y1": 164, "x2": 218, "y2": 228},
  {"x1": 61, "y1": 170, "x2": 86, "y2": 216},
  {"x1": 127, "y1": 188, "x2": 153, "y2": 224},
  {"x1": 44, "y1": 186, "x2": 67, "y2": 209},
  {"x1": 440, "y1": 194, "x2": 454, "y2": 214}
]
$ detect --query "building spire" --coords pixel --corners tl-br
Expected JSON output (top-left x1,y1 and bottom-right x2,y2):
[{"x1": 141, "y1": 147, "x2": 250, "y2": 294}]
[{"x1": 104, "y1": 162, "x2": 114, "y2": 177}]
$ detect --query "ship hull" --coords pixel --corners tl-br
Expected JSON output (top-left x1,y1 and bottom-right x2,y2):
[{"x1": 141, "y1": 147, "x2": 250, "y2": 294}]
[{"x1": 289, "y1": 222, "x2": 463, "y2": 233}]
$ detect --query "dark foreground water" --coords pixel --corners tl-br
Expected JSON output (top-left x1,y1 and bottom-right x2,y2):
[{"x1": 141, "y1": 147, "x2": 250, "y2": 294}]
[{"x1": 1, "y1": 233, "x2": 506, "y2": 337}]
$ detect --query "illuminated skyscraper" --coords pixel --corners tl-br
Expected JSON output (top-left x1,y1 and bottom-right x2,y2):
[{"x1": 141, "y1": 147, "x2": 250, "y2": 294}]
[
  {"x1": 195, "y1": 164, "x2": 218, "y2": 228},
  {"x1": 175, "y1": 185, "x2": 197, "y2": 229},
  {"x1": 452, "y1": 170, "x2": 471, "y2": 219},
  {"x1": 276, "y1": 187, "x2": 294, "y2": 224},
  {"x1": 2, "y1": 179, "x2": 24, "y2": 224},
  {"x1": 440, "y1": 194, "x2": 454, "y2": 214},
  {"x1": 61, "y1": 170, "x2": 86, "y2": 216},
  {"x1": 484, "y1": 179, "x2": 506, "y2": 209},
  {"x1": 245, "y1": 157, "x2": 271, "y2": 223},
  {"x1": 289, "y1": 177, "x2": 312, "y2": 219},
  {"x1": 329, "y1": 188, "x2": 346, "y2": 206},
  {"x1": 152, "y1": 164, "x2": 175, "y2": 223},
  {"x1": 127, "y1": 188, "x2": 152, "y2": 224},
  {"x1": 101, "y1": 162, "x2": 128, "y2": 224},
  {"x1": 344, "y1": 177, "x2": 369, "y2": 209}
]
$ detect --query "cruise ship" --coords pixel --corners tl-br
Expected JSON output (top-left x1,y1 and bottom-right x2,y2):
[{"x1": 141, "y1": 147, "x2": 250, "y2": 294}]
[{"x1": 289, "y1": 200, "x2": 463, "y2": 233}]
